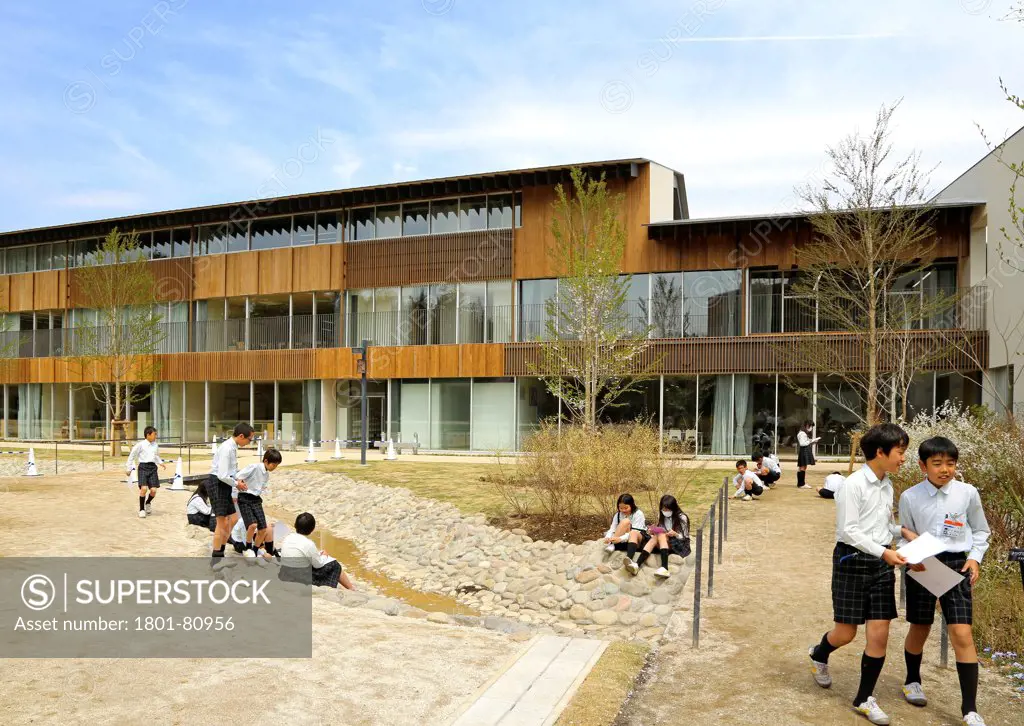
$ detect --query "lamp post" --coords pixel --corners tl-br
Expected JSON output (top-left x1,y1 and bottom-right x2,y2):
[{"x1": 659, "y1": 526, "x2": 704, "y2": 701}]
[{"x1": 352, "y1": 339, "x2": 369, "y2": 466}]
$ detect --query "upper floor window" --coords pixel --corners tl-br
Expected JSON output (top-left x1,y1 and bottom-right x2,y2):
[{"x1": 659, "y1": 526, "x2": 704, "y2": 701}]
[{"x1": 344, "y1": 192, "x2": 522, "y2": 242}]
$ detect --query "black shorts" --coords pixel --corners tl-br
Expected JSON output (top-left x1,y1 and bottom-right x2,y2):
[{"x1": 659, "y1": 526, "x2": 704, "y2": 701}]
[
  {"x1": 831, "y1": 542, "x2": 897, "y2": 625},
  {"x1": 208, "y1": 475, "x2": 235, "y2": 517},
  {"x1": 905, "y1": 551, "x2": 972, "y2": 625},
  {"x1": 612, "y1": 530, "x2": 651, "y2": 551},
  {"x1": 138, "y1": 462, "x2": 160, "y2": 488},
  {"x1": 187, "y1": 512, "x2": 215, "y2": 531},
  {"x1": 761, "y1": 470, "x2": 781, "y2": 485},
  {"x1": 818, "y1": 488, "x2": 836, "y2": 500},
  {"x1": 237, "y1": 493, "x2": 267, "y2": 531}
]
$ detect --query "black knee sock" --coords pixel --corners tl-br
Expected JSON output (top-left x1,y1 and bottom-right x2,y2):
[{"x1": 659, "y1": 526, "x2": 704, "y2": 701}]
[
  {"x1": 263, "y1": 540, "x2": 274, "y2": 555},
  {"x1": 211, "y1": 545, "x2": 225, "y2": 559},
  {"x1": 853, "y1": 654, "x2": 885, "y2": 706},
  {"x1": 797, "y1": 471, "x2": 806, "y2": 488},
  {"x1": 636, "y1": 550, "x2": 650, "y2": 567},
  {"x1": 138, "y1": 496, "x2": 146, "y2": 511},
  {"x1": 956, "y1": 661, "x2": 978, "y2": 715},
  {"x1": 904, "y1": 649, "x2": 923, "y2": 685},
  {"x1": 811, "y1": 632, "x2": 839, "y2": 663},
  {"x1": 660, "y1": 551, "x2": 669, "y2": 569},
  {"x1": 626, "y1": 541, "x2": 637, "y2": 559}
]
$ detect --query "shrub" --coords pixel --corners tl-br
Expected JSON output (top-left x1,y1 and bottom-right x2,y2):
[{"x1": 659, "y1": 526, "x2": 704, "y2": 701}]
[
  {"x1": 895, "y1": 402, "x2": 1024, "y2": 653},
  {"x1": 493, "y1": 420, "x2": 684, "y2": 524}
]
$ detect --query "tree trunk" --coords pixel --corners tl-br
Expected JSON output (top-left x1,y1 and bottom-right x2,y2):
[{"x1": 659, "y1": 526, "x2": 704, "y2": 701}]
[{"x1": 110, "y1": 383, "x2": 122, "y2": 457}]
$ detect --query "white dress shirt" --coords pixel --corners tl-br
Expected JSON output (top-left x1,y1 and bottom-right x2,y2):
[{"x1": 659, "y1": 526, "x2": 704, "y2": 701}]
[
  {"x1": 604, "y1": 510, "x2": 647, "y2": 542},
  {"x1": 733, "y1": 470, "x2": 764, "y2": 495},
  {"x1": 279, "y1": 532, "x2": 335, "y2": 569},
  {"x1": 823, "y1": 473, "x2": 845, "y2": 493},
  {"x1": 835, "y1": 464, "x2": 902, "y2": 558},
  {"x1": 898, "y1": 479, "x2": 990, "y2": 563},
  {"x1": 230, "y1": 517, "x2": 248, "y2": 542},
  {"x1": 126, "y1": 439, "x2": 163, "y2": 470},
  {"x1": 797, "y1": 431, "x2": 820, "y2": 447},
  {"x1": 186, "y1": 494, "x2": 211, "y2": 516},
  {"x1": 211, "y1": 438, "x2": 239, "y2": 488},
  {"x1": 764, "y1": 454, "x2": 782, "y2": 474},
  {"x1": 233, "y1": 463, "x2": 270, "y2": 498}
]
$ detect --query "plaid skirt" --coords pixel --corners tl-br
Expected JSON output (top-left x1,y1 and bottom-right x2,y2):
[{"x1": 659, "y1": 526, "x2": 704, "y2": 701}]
[
  {"x1": 831, "y1": 542, "x2": 897, "y2": 624},
  {"x1": 279, "y1": 560, "x2": 342, "y2": 588},
  {"x1": 187, "y1": 512, "x2": 215, "y2": 531},
  {"x1": 138, "y1": 462, "x2": 160, "y2": 488},
  {"x1": 237, "y1": 493, "x2": 267, "y2": 530},
  {"x1": 905, "y1": 551, "x2": 972, "y2": 625},
  {"x1": 798, "y1": 445, "x2": 816, "y2": 468},
  {"x1": 208, "y1": 475, "x2": 235, "y2": 517}
]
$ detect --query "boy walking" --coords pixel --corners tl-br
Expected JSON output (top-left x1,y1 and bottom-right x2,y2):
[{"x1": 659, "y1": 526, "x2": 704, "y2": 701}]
[
  {"x1": 234, "y1": 448, "x2": 283, "y2": 559},
  {"x1": 898, "y1": 436, "x2": 990, "y2": 725},
  {"x1": 808, "y1": 423, "x2": 909, "y2": 725},
  {"x1": 208, "y1": 423, "x2": 254, "y2": 570},
  {"x1": 126, "y1": 426, "x2": 166, "y2": 518}
]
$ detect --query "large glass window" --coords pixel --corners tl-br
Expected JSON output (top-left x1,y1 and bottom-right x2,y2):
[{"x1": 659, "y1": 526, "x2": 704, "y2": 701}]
[
  {"x1": 401, "y1": 287, "x2": 429, "y2": 345},
  {"x1": 292, "y1": 293, "x2": 314, "y2": 349},
  {"x1": 430, "y1": 284, "x2": 457, "y2": 345},
  {"x1": 315, "y1": 292, "x2": 341, "y2": 348},
  {"x1": 370, "y1": 287, "x2": 398, "y2": 346},
  {"x1": 736, "y1": 375, "x2": 777, "y2": 457},
  {"x1": 684, "y1": 270, "x2": 740, "y2": 337},
  {"x1": 253, "y1": 383, "x2": 274, "y2": 439},
  {"x1": 277, "y1": 382, "x2": 305, "y2": 447},
  {"x1": 149, "y1": 230, "x2": 170, "y2": 259},
  {"x1": 248, "y1": 295, "x2": 290, "y2": 350},
  {"x1": 172, "y1": 229, "x2": 191, "y2": 258},
  {"x1": 518, "y1": 279, "x2": 557, "y2": 341},
  {"x1": 293, "y1": 215, "x2": 315, "y2": 246},
  {"x1": 459, "y1": 282, "x2": 487, "y2": 344},
  {"x1": 650, "y1": 273, "x2": 682, "y2": 338},
  {"x1": 818, "y1": 376, "x2": 864, "y2": 456},
  {"x1": 663, "y1": 376, "x2": 698, "y2": 454},
  {"x1": 7, "y1": 246, "x2": 34, "y2": 273},
  {"x1": 402, "y1": 203, "x2": 430, "y2": 236},
  {"x1": 347, "y1": 289, "x2": 375, "y2": 347},
  {"x1": 471, "y1": 379, "x2": 515, "y2": 450},
  {"x1": 487, "y1": 280, "x2": 513, "y2": 343},
  {"x1": 778, "y1": 375, "x2": 814, "y2": 452},
  {"x1": 488, "y1": 194, "x2": 513, "y2": 229},
  {"x1": 623, "y1": 274, "x2": 649, "y2": 336},
  {"x1": 430, "y1": 199, "x2": 459, "y2": 234},
  {"x1": 250, "y1": 217, "x2": 291, "y2": 250},
  {"x1": 516, "y1": 377, "x2": 559, "y2": 447},
  {"x1": 35, "y1": 243, "x2": 52, "y2": 271},
  {"x1": 699, "y1": 375, "x2": 734, "y2": 455},
  {"x1": 375, "y1": 205, "x2": 402, "y2": 239},
  {"x1": 431, "y1": 380, "x2": 471, "y2": 450},
  {"x1": 459, "y1": 197, "x2": 487, "y2": 231},
  {"x1": 350, "y1": 208, "x2": 375, "y2": 241},
  {"x1": 397, "y1": 380, "x2": 430, "y2": 449},
  {"x1": 184, "y1": 382, "x2": 204, "y2": 442},
  {"x1": 316, "y1": 212, "x2": 340, "y2": 244}
]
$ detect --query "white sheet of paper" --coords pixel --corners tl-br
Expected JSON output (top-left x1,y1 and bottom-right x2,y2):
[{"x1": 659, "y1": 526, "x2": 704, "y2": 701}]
[
  {"x1": 907, "y1": 556, "x2": 965, "y2": 598},
  {"x1": 273, "y1": 521, "x2": 292, "y2": 543},
  {"x1": 897, "y1": 532, "x2": 947, "y2": 564}
]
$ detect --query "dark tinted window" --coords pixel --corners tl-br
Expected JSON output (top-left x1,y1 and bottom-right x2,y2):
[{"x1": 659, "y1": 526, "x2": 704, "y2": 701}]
[{"x1": 403, "y1": 203, "x2": 430, "y2": 236}]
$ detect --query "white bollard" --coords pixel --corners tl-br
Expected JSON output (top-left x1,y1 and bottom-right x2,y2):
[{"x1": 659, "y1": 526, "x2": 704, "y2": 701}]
[
  {"x1": 305, "y1": 439, "x2": 317, "y2": 463},
  {"x1": 211, "y1": 439, "x2": 218, "y2": 456},
  {"x1": 332, "y1": 438, "x2": 343, "y2": 460},
  {"x1": 169, "y1": 458, "x2": 184, "y2": 490},
  {"x1": 385, "y1": 437, "x2": 398, "y2": 461},
  {"x1": 25, "y1": 447, "x2": 41, "y2": 477},
  {"x1": 256, "y1": 436, "x2": 264, "y2": 459}
]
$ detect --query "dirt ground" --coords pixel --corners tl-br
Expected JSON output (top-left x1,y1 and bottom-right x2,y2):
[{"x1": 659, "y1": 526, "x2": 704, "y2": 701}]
[
  {"x1": 0, "y1": 470, "x2": 523, "y2": 726},
  {"x1": 618, "y1": 467, "x2": 1023, "y2": 726}
]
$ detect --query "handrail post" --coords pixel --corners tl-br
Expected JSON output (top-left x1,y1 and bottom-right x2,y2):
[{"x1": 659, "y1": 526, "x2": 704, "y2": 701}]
[
  {"x1": 717, "y1": 483, "x2": 724, "y2": 564},
  {"x1": 692, "y1": 526, "x2": 703, "y2": 648},
  {"x1": 708, "y1": 502, "x2": 716, "y2": 598},
  {"x1": 723, "y1": 475, "x2": 729, "y2": 540}
]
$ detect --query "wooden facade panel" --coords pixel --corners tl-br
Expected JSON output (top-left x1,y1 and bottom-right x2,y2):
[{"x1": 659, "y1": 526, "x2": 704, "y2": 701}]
[
  {"x1": 151, "y1": 258, "x2": 193, "y2": 302},
  {"x1": 225, "y1": 251, "x2": 260, "y2": 297},
  {"x1": 330, "y1": 244, "x2": 345, "y2": 291},
  {"x1": 159, "y1": 350, "x2": 315, "y2": 382},
  {"x1": 192, "y1": 255, "x2": 226, "y2": 299},
  {"x1": 32, "y1": 271, "x2": 60, "y2": 310},
  {"x1": 514, "y1": 185, "x2": 559, "y2": 280},
  {"x1": 9, "y1": 273, "x2": 34, "y2": 312},
  {"x1": 293, "y1": 245, "x2": 334, "y2": 292},
  {"x1": 459, "y1": 343, "x2": 505, "y2": 377},
  {"x1": 0, "y1": 274, "x2": 11, "y2": 312},
  {"x1": 345, "y1": 229, "x2": 512, "y2": 289},
  {"x1": 258, "y1": 249, "x2": 293, "y2": 294}
]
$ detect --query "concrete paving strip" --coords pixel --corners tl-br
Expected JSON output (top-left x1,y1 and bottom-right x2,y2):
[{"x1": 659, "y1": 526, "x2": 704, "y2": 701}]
[{"x1": 450, "y1": 635, "x2": 609, "y2": 726}]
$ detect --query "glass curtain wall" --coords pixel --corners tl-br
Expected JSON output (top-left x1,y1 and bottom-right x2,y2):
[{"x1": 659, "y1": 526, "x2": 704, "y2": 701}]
[
  {"x1": 471, "y1": 379, "x2": 515, "y2": 450},
  {"x1": 430, "y1": 380, "x2": 470, "y2": 450}
]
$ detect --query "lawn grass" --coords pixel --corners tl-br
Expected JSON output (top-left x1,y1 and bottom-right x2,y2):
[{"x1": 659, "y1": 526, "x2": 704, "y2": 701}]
[
  {"x1": 554, "y1": 641, "x2": 650, "y2": 726},
  {"x1": 299, "y1": 458, "x2": 731, "y2": 522}
]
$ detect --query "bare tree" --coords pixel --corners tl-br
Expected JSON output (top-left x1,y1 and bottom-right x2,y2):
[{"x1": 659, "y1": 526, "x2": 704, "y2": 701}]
[
  {"x1": 70, "y1": 228, "x2": 164, "y2": 454},
  {"x1": 785, "y1": 101, "x2": 961, "y2": 426},
  {"x1": 533, "y1": 167, "x2": 657, "y2": 429}
]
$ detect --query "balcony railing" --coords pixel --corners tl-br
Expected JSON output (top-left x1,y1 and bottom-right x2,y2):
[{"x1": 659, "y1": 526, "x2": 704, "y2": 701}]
[
  {"x1": 748, "y1": 286, "x2": 987, "y2": 334},
  {"x1": 518, "y1": 298, "x2": 742, "y2": 341},
  {"x1": 347, "y1": 306, "x2": 514, "y2": 346}
]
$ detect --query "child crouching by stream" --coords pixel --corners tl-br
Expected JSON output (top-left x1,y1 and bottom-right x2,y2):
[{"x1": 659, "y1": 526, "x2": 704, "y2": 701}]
[{"x1": 279, "y1": 512, "x2": 355, "y2": 590}]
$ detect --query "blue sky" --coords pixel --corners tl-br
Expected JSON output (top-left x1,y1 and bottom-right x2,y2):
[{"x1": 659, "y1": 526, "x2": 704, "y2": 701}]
[{"x1": 0, "y1": 0, "x2": 1021, "y2": 232}]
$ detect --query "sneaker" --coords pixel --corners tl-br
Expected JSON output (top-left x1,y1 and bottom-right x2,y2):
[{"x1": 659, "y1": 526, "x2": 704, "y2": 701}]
[
  {"x1": 962, "y1": 713, "x2": 987, "y2": 725},
  {"x1": 901, "y1": 682, "x2": 926, "y2": 707},
  {"x1": 653, "y1": 567, "x2": 670, "y2": 579},
  {"x1": 138, "y1": 510, "x2": 146, "y2": 518},
  {"x1": 211, "y1": 559, "x2": 236, "y2": 572},
  {"x1": 623, "y1": 557, "x2": 639, "y2": 575},
  {"x1": 243, "y1": 549, "x2": 256, "y2": 560},
  {"x1": 853, "y1": 697, "x2": 890, "y2": 725},
  {"x1": 145, "y1": 502, "x2": 152, "y2": 514},
  {"x1": 808, "y1": 646, "x2": 832, "y2": 688},
  {"x1": 733, "y1": 490, "x2": 745, "y2": 499},
  {"x1": 743, "y1": 494, "x2": 752, "y2": 501},
  {"x1": 605, "y1": 544, "x2": 616, "y2": 553}
]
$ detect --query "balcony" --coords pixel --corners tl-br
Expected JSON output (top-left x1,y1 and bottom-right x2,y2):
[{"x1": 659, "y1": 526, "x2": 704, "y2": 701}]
[{"x1": 347, "y1": 306, "x2": 514, "y2": 346}]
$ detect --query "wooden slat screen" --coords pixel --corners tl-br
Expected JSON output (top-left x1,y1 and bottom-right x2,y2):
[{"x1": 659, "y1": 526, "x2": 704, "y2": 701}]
[{"x1": 345, "y1": 228, "x2": 512, "y2": 289}]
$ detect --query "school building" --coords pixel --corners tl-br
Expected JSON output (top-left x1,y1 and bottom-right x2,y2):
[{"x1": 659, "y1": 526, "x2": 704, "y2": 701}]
[{"x1": 1, "y1": 134, "x2": 1019, "y2": 457}]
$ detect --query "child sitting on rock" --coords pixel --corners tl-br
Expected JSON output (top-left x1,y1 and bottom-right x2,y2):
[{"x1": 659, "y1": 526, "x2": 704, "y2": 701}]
[
  {"x1": 634, "y1": 494, "x2": 691, "y2": 578},
  {"x1": 603, "y1": 493, "x2": 649, "y2": 575},
  {"x1": 278, "y1": 512, "x2": 355, "y2": 590},
  {"x1": 186, "y1": 481, "x2": 215, "y2": 531}
]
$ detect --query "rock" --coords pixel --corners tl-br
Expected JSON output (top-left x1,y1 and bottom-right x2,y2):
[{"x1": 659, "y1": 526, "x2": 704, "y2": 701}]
[
  {"x1": 426, "y1": 612, "x2": 450, "y2": 624},
  {"x1": 654, "y1": 605, "x2": 672, "y2": 617},
  {"x1": 558, "y1": 599, "x2": 573, "y2": 611},
  {"x1": 638, "y1": 627, "x2": 664, "y2": 640},
  {"x1": 400, "y1": 607, "x2": 429, "y2": 619},
  {"x1": 568, "y1": 605, "x2": 590, "y2": 620},
  {"x1": 650, "y1": 589, "x2": 672, "y2": 605},
  {"x1": 478, "y1": 560, "x2": 491, "y2": 569},
  {"x1": 575, "y1": 569, "x2": 600, "y2": 585},
  {"x1": 493, "y1": 582, "x2": 508, "y2": 594},
  {"x1": 639, "y1": 613, "x2": 658, "y2": 628},
  {"x1": 510, "y1": 631, "x2": 534, "y2": 642},
  {"x1": 538, "y1": 597, "x2": 557, "y2": 610},
  {"x1": 592, "y1": 610, "x2": 618, "y2": 626},
  {"x1": 618, "y1": 611, "x2": 640, "y2": 626},
  {"x1": 596, "y1": 564, "x2": 613, "y2": 574},
  {"x1": 511, "y1": 528, "x2": 527, "y2": 536},
  {"x1": 600, "y1": 582, "x2": 620, "y2": 596},
  {"x1": 668, "y1": 554, "x2": 685, "y2": 566},
  {"x1": 580, "y1": 580, "x2": 601, "y2": 592},
  {"x1": 551, "y1": 586, "x2": 568, "y2": 601},
  {"x1": 571, "y1": 591, "x2": 591, "y2": 605},
  {"x1": 614, "y1": 596, "x2": 632, "y2": 612}
]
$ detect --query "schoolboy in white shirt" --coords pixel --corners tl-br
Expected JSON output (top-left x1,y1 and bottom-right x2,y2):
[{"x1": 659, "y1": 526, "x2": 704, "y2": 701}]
[
  {"x1": 208, "y1": 423, "x2": 254, "y2": 569},
  {"x1": 126, "y1": 426, "x2": 167, "y2": 518},
  {"x1": 752, "y1": 453, "x2": 780, "y2": 488},
  {"x1": 816, "y1": 471, "x2": 846, "y2": 500},
  {"x1": 233, "y1": 448, "x2": 282, "y2": 559},
  {"x1": 279, "y1": 512, "x2": 355, "y2": 590},
  {"x1": 808, "y1": 423, "x2": 910, "y2": 726},
  {"x1": 897, "y1": 436, "x2": 990, "y2": 726},
  {"x1": 732, "y1": 460, "x2": 764, "y2": 501}
]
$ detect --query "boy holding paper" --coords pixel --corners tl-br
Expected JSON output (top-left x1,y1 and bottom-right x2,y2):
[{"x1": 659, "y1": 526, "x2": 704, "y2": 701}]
[{"x1": 898, "y1": 436, "x2": 990, "y2": 726}]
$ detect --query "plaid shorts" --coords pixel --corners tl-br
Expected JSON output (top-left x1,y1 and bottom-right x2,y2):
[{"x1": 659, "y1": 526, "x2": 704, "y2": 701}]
[
  {"x1": 208, "y1": 475, "x2": 235, "y2": 517},
  {"x1": 279, "y1": 560, "x2": 343, "y2": 588},
  {"x1": 905, "y1": 551, "x2": 972, "y2": 625},
  {"x1": 237, "y1": 493, "x2": 267, "y2": 531},
  {"x1": 138, "y1": 462, "x2": 160, "y2": 488},
  {"x1": 831, "y1": 542, "x2": 897, "y2": 625}
]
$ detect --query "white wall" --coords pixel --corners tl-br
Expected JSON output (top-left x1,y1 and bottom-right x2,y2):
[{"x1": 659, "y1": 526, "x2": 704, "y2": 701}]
[
  {"x1": 648, "y1": 162, "x2": 676, "y2": 222},
  {"x1": 935, "y1": 125, "x2": 1024, "y2": 414}
]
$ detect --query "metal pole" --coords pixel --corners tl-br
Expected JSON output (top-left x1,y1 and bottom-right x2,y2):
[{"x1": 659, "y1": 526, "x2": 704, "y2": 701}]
[
  {"x1": 54, "y1": 440, "x2": 58, "y2": 475},
  {"x1": 360, "y1": 339, "x2": 368, "y2": 467},
  {"x1": 940, "y1": 613, "x2": 949, "y2": 668},
  {"x1": 717, "y1": 484, "x2": 724, "y2": 564},
  {"x1": 723, "y1": 476, "x2": 729, "y2": 541},
  {"x1": 692, "y1": 527, "x2": 703, "y2": 648},
  {"x1": 708, "y1": 502, "x2": 716, "y2": 598}
]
